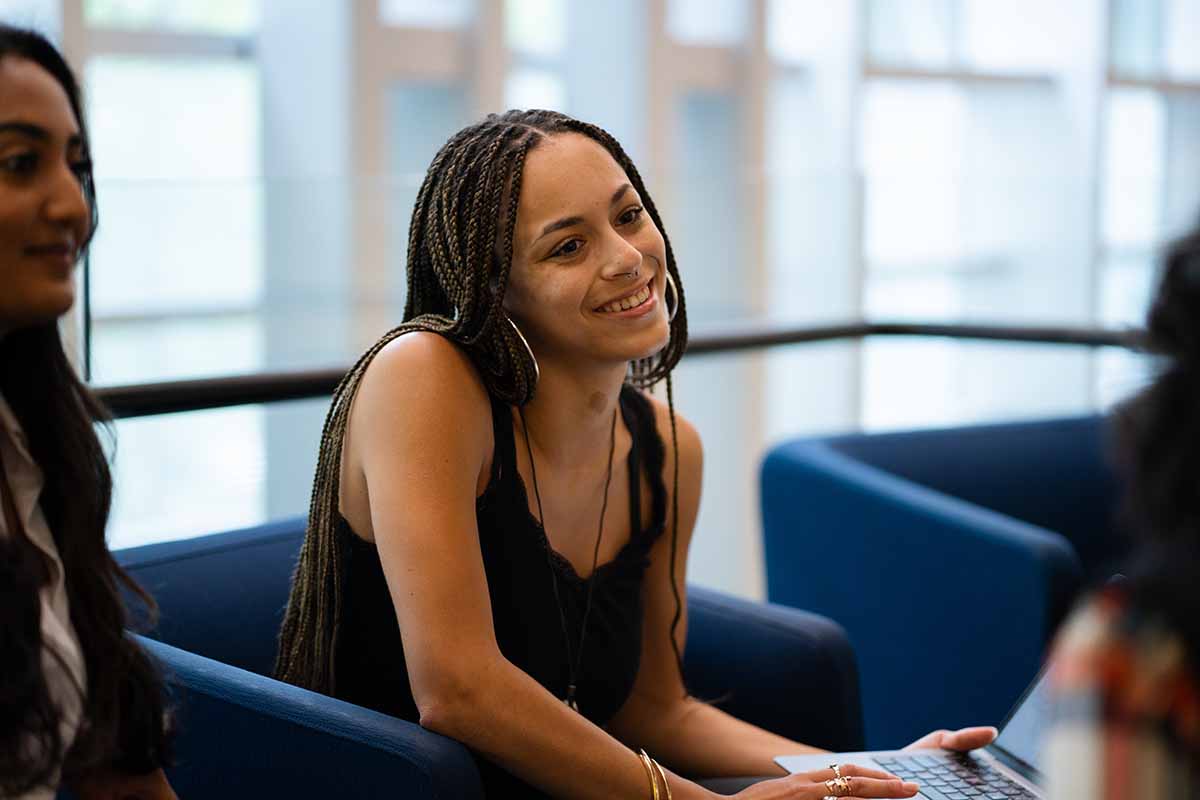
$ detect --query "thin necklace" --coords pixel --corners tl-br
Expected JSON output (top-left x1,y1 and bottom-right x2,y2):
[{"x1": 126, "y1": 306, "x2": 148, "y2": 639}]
[{"x1": 518, "y1": 402, "x2": 619, "y2": 713}]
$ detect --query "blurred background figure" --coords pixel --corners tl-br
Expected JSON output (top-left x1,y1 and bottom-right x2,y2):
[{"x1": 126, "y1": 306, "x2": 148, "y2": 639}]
[{"x1": 1045, "y1": 223, "x2": 1200, "y2": 798}]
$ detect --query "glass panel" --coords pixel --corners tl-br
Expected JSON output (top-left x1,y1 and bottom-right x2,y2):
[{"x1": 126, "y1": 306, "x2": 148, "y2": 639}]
[
  {"x1": 667, "y1": 0, "x2": 747, "y2": 46},
  {"x1": 766, "y1": 0, "x2": 836, "y2": 64},
  {"x1": 387, "y1": 82, "x2": 471, "y2": 315},
  {"x1": 0, "y1": 0, "x2": 61, "y2": 39},
  {"x1": 671, "y1": 92, "x2": 746, "y2": 324},
  {"x1": 379, "y1": 0, "x2": 473, "y2": 29},
  {"x1": 1110, "y1": 0, "x2": 1164, "y2": 78},
  {"x1": 861, "y1": 341, "x2": 1093, "y2": 431},
  {"x1": 960, "y1": 0, "x2": 1065, "y2": 73},
  {"x1": 1102, "y1": 89, "x2": 1166, "y2": 249},
  {"x1": 1165, "y1": 0, "x2": 1200, "y2": 79},
  {"x1": 506, "y1": 0, "x2": 565, "y2": 59},
  {"x1": 861, "y1": 81, "x2": 962, "y2": 268},
  {"x1": 667, "y1": 353, "x2": 763, "y2": 597},
  {"x1": 91, "y1": 314, "x2": 262, "y2": 384},
  {"x1": 505, "y1": 66, "x2": 567, "y2": 111},
  {"x1": 85, "y1": 56, "x2": 262, "y2": 382},
  {"x1": 865, "y1": 0, "x2": 954, "y2": 68},
  {"x1": 108, "y1": 406, "x2": 266, "y2": 548},
  {"x1": 107, "y1": 398, "x2": 326, "y2": 548},
  {"x1": 85, "y1": 0, "x2": 259, "y2": 35}
]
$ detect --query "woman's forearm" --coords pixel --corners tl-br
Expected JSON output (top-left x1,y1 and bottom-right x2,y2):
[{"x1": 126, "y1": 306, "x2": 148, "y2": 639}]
[
  {"x1": 423, "y1": 659, "x2": 718, "y2": 800},
  {"x1": 633, "y1": 697, "x2": 825, "y2": 780}
]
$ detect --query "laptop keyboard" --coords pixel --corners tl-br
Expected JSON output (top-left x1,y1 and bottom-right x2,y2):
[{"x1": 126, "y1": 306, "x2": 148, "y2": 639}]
[{"x1": 873, "y1": 753, "x2": 1036, "y2": 800}]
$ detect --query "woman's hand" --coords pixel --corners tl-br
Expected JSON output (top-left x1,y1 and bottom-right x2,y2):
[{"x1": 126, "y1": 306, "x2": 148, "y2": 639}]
[
  {"x1": 73, "y1": 767, "x2": 178, "y2": 800},
  {"x1": 904, "y1": 726, "x2": 998, "y2": 752},
  {"x1": 732, "y1": 763, "x2": 920, "y2": 799}
]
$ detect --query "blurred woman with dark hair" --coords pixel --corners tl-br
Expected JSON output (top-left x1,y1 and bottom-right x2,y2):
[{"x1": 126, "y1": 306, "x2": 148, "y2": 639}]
[
  {"x1": 1044, "y1": 223, "x2": 1200, "y2": 797},
  {"x1": 0, "y1": 25, "x2": 175, "y2": 800}
]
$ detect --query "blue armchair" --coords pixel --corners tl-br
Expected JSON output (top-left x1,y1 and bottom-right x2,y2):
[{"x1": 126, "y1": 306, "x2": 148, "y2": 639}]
[
  {"x1": 761, "y1": 415, "x2": 1128, "y2": 750},
  {"x1": 116, "y1": 517, "x2": 864, "y2": 798}
]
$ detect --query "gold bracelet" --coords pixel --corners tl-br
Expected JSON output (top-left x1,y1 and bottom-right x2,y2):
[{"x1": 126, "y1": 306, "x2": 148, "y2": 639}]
[
  {"x1": 652, "y1": 757, "x2": 673, "y2": 800},
  {"x1": 638, "y1": 749, "x2": 661, "y2": 800}
]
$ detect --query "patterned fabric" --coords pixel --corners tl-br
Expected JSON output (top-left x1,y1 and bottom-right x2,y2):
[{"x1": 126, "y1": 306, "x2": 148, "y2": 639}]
[{"x1": 1045, "y1": 588, "x2": 1200, "y2": 798}]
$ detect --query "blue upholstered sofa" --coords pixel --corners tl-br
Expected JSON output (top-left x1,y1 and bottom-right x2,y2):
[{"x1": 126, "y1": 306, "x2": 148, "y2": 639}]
[
  {"x1": 761, "y1": 414, "x2": 1128, "y2": 750},
  {"x1": 114, "y1": 517, "x2": 865, "y2": 798}
]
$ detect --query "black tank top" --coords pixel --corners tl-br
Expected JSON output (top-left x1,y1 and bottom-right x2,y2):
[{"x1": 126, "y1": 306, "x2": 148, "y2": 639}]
[{"x1": 333, "y1": 385, "x2": 667, "y2": 796}]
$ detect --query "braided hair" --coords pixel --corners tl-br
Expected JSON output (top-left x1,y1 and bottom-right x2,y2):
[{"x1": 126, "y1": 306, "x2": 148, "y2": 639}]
[{"x1": 276, "y1": 109, "x2": 690, "y2": 694}]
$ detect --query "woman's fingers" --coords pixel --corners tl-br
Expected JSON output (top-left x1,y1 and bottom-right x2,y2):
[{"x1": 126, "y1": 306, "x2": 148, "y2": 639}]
[
  {"x1": 801, "y1": 762, "x2": 903, "y2": 783},
  {"x1": 940, "y1": 726, "x2": 998, "y2": 751},
  {"x1": 827, "y1": 775, "x2": 920, "y2": 798}
]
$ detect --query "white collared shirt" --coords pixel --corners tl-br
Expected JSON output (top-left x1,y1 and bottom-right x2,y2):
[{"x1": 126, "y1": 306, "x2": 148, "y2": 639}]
[{"x1": 0, "y1": 392, "x2": 88, "y2": 800}]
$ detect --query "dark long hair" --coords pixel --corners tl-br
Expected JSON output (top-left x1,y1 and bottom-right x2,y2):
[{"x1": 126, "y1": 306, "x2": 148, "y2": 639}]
[
  {"x1": 277, "y1": 109, "x2": 691, "y2": 694},
  {"x1": 1111, "y1": 221, "x2": 1200, "y2": 669},
  {"x1": 0, "y1": 26, "x2": 170, "y2": 795}
]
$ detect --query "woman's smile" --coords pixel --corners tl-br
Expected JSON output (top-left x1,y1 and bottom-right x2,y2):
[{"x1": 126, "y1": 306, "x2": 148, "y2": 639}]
[{"x1": 593, "y1": 279, "x2": 657, "y2": 317}]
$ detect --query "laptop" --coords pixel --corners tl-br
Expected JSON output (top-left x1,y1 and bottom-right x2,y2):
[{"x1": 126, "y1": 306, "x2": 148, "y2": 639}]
[{"x1": 775, "y1": 665, "x2": 1050, "y2": 799}]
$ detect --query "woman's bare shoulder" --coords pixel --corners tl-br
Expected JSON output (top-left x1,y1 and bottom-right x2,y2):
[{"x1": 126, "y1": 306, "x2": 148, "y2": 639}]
[{"x1": 354, "y1": 331, "x2": 492, "y2": 445}]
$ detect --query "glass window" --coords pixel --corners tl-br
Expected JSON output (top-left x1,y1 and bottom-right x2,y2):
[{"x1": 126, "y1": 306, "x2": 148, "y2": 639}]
[
  {"x1": 960, "y1": 0, "x2": 1064, "y2": 73},
  {"x1": 505, "y1": 66, "x2": 567, "y2": 111},
  {"x1": 106, "y1": 398, "x2": 326, "y2": 548},
  {"x1": 85, "y1": 55, "x2": 263, "y2": 382},
  {"x1": 506, "y1": 0, "x2": 565, "y2": 59},
  {"x1": 84, "y1": 0, "x2": 259, "y2": 35},
  {"x1": 667, "y1": 0, "x2": 747, "y2": 46},
  {"x1": 378, "y1": 0, "x2": 473, "y2": 29},
  {"x1": 766, "y1": 0, "x2": 836, "y2": 64},
  {"x1": 387, "y1": 82, "x2": 470, "y2": 315},
  {"x1": 0, "y1": 0, "x2": 61, "y2": 39},
  {"x1": 1165, "y1": 0, "x2": 1200, "y2": 79},
  {"x1": 1110, "y1": 0, "x2": 1164, "y2": 78},
  {"x1": 1102, "y1": 89, "x2": 1166, "y2": 249},
  {"x1": 865, "y1": 0, "x2": 954, "y2": 68}
]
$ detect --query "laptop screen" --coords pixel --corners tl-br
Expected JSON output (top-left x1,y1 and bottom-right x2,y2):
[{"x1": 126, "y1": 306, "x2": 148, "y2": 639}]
[{"x1": 991, "y1": 665, "x2": 1052, "y2": 775}]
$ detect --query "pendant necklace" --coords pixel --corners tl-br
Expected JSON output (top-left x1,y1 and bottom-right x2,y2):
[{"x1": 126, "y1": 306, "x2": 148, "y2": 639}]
[{"x1": 518, "y1": 402, "x2": 619, "y2": 713}]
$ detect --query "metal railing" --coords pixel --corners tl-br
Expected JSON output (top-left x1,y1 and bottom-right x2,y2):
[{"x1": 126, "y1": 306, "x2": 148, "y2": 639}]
[{"x1": 95, "y1": 320, "x2": 1144, "y2": 419}]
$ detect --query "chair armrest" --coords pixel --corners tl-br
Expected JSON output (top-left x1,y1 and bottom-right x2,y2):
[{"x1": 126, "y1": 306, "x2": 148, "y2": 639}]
[
  {"x1": 135, "y1": 636, "x2": 484, "y2": 800},
  {"x1": 683, "y1": 585, "x2": 865, "y2": 752},
  {"x1": 761, "y1": 443, "x2": 1082, "y2": 749}
]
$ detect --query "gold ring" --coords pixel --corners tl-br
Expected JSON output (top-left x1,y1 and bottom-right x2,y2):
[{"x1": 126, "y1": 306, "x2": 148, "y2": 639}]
[
  {"x1": 824, "y1": 776, "x2": 851, "y2": 797},
  {"x1": 829, "y1": 763, "x2": 844, "y2": 779}
]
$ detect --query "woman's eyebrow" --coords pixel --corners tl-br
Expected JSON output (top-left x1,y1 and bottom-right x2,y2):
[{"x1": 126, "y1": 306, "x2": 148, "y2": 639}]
[
  {"x1": 0, "y1": 121, "x2": 49, "y2": 140},
  {"x1": 535, "y1": 184, "x2": 636, "y2": 242}
]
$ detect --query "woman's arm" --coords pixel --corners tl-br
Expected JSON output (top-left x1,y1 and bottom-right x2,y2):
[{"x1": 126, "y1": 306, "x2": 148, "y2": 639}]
[
  {"x1": 607, "y1": 399, "x2": 996, "y2": 786},
  {"x1": 71, "y1": 767, "x2": 176, "y2": 800},
  {"x1": 349, "y1": 334, "x2": 717, "y2": 800},
  {"x1": 607, "y1": 400, "x2": 818, "y2": 782}
]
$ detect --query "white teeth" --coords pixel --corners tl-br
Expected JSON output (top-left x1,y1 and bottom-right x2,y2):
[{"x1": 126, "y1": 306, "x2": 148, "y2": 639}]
[{"x1": 600, "y1": 284, "x2": 651, "y2": 313}]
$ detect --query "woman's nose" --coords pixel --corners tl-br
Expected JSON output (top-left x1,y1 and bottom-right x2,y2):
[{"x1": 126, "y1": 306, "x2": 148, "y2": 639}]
[
  {"x1": 43, "y1": 162, "x2": 90, "y2": 238},
  {"x1": 601, "y1": 233, "x2": 642, "y2": 280}
]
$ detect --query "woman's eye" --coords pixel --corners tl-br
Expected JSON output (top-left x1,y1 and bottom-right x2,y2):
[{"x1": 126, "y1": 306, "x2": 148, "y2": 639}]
[
  {"x1": 70, "y1": 158, "x2": 93, "y2": 181},
  {"x1": 617, "y1": 206, "x2": 644, "y2": 226},
  {"x1": 550, "y1": 238, "x2": 584, "y2": 258},
  {"x1": 0, "y1": 152, "x2": 38, "y2": 175}
]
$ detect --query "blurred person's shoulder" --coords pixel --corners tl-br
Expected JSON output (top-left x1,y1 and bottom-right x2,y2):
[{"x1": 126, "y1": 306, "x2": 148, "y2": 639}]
[{"x1": 1050, "y1": 583, "x2": 1200, "y2": 756}]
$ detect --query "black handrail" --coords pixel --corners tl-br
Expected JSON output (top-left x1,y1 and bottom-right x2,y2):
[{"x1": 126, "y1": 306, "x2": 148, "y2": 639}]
[{"x1": 96, "y1": 321, "x2": 1145, "y2": 418}]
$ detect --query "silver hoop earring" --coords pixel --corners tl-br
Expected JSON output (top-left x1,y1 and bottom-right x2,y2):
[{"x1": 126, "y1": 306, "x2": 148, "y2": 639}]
[
  {"x1": 505, "y1": 315, "x2": 540, "y2": 386},
  {"x1": 664, "y1": 270, "x2": 679, "y2": 323}
]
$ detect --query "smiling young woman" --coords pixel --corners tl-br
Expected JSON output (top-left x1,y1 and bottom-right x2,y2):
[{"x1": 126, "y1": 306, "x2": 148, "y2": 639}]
[
  {"x1": 0, "y1": 25, "x2": 176, "y2": 800},
  {"x1": 276, "y1": 109, "x2": 990, "y2": 799}
]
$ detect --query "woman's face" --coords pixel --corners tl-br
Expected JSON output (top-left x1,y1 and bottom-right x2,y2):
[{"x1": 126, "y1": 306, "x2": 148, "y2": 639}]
[
  {"x1": 0, "y1": 56, "x2": 90, "y2": 336},
  {"x1": 504, "y1": 133, "x2": 671, "y2": 369}
]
